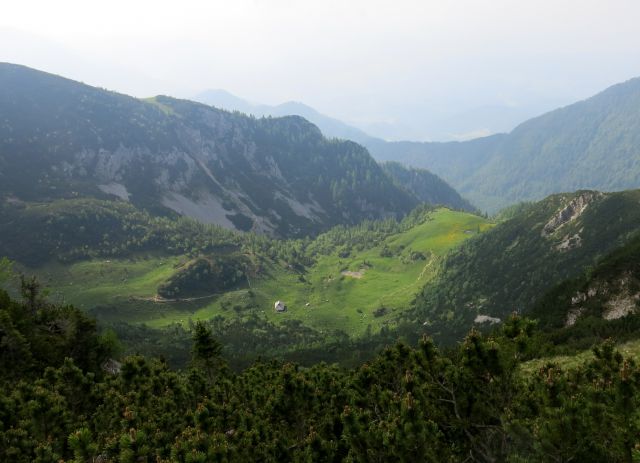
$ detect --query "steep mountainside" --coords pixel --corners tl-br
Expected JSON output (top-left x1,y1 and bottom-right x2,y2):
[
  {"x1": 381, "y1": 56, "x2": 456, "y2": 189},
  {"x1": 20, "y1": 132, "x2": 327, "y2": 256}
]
[
  {"x1": 381, "y1": 162, "x2": 475, "y2": 212},
  {"x1": 413, "y1": 189, "x2": 640, "y2": 341},
  {"x1": 0, "y1": 63, "x2": 418, "y2": 237},
  {"x1": 194, "y1": 90, "x2": 478, "y2": 212},
  {"x1": 367, "y1": 78, "x2": 640, "y2": 212},
  {"x1": 531, "y1": 232, "x2": 640, "y2": 330}
]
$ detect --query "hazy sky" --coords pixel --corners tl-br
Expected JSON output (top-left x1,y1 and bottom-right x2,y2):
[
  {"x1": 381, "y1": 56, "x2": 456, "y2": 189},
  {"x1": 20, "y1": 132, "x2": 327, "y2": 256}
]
[{"x1": 2, "y1": 0, "x2": 640, "y2": 140}]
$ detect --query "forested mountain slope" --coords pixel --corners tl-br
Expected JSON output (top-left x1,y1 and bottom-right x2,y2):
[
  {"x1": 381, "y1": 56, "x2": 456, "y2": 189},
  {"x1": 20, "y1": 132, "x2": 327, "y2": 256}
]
[
  {"x1": 381, "y1": 161, "x2": 476, "y2": 212},
  {"x1": 0, "y1": 63, "x2": 419, "y2": 238},
  {"x1": 194, "y1": 90, "x2": 476, "y2": 212},
  {"x1": 367, "y1": 77, "x2": 640, "y2": 212},
  {"x1": 414, "y1": 189, "x2": 640, "y2": 341}
]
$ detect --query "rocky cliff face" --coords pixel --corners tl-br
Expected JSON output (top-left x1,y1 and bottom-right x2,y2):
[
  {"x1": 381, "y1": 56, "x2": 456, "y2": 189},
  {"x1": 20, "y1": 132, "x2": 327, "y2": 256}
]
[
  {"x1": 565, "y1": 272, "x2": 640, "y2": 327},
  {"x1": 541, "y1": 191, "x2": 602, "y2": 237},
  {"x1": 0, "y1": 64, "x2": 418, "y2": 237},
  {"x1": 530, "y1": 227, "x2": 640, "y2": 330}
]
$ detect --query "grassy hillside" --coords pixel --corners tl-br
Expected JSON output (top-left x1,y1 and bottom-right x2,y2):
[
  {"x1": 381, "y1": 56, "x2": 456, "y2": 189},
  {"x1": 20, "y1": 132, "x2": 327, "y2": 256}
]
[{"x1": 20, "y1": 209, "x2": 490, "y2": 339}]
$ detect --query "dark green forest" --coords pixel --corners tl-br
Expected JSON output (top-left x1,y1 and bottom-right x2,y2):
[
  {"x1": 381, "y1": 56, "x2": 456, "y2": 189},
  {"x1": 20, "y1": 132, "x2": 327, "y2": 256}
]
[{"x1": 4, "y1": 284, "x2": 640, "y2": 462}]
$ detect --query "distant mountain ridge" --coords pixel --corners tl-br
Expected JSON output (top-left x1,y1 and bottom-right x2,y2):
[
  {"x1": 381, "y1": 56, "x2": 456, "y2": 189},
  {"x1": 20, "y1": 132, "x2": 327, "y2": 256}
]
[
  {"x1": 0, "y1": 63, "x2": 420, "y2": 238},
  {"x1": 193, "y1": 89, "x2": 551, "y2": 143},
  {"x1": 368, "y1": 77, "x2": 640, "y2": 212},
  {"x1": 193, "y1": 89, "x2": 377, "y2": 146},
  {"x1": 197, "y1": 78, "x2": 640, "y2": 214}
]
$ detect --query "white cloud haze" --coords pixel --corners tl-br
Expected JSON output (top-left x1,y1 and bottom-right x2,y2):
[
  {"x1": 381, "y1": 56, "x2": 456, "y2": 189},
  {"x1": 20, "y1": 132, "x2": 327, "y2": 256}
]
[{"x1": 2, "y1": 0, "x2": 640, "y2": 140}]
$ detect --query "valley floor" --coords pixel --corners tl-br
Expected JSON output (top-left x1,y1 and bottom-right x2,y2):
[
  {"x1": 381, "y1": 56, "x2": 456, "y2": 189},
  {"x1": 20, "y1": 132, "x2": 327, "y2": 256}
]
[{"x1": 23, "y1": 209, "x2": 491, "y2": 339}]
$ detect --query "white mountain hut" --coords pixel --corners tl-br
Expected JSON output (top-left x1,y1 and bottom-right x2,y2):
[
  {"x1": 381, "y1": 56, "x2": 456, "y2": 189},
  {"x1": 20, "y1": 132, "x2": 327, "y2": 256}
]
[{"x1": 274, "y1": 300, "x2": 287, "y2": 313}]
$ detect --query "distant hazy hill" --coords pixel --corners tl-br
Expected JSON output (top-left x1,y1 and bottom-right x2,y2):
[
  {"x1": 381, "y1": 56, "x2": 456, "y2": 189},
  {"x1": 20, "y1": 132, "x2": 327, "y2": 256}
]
[
  {"x1": 367, "y1": 78, "x2": 640, "y2": 212},
  {"x1": 193, "y1": 89, "x2": 376, "y2": 146},
  {"x1": 0, "y1": 63, "x2": 421, "y2": 237},
  {"x1": 414, "y1": 189, "x2": 640, "y2": 341},
  {"x1": 193, "y1": 90, "x2": 551, "y2": 143}
]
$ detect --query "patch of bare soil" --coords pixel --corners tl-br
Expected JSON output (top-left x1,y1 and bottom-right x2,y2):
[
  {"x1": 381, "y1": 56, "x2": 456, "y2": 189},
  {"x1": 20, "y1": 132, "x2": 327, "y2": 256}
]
[{"x1": 341, "y1": 270, "x2": 364, "y2": 279}]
